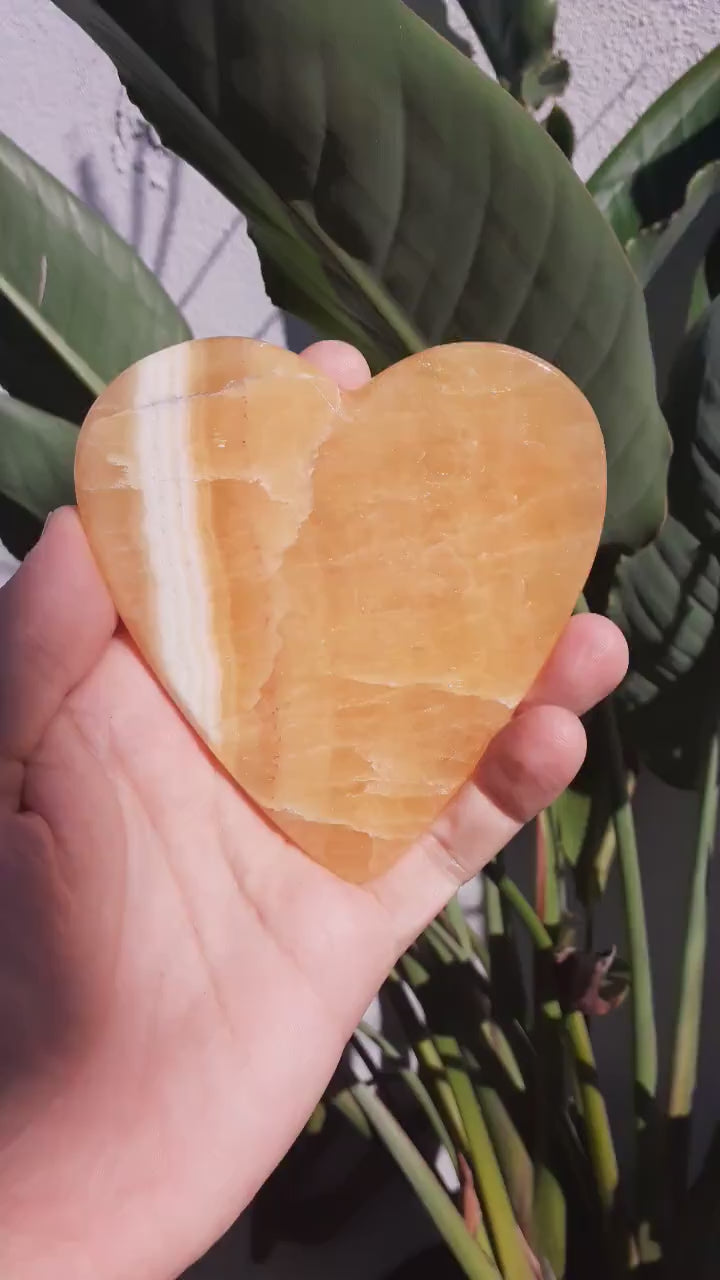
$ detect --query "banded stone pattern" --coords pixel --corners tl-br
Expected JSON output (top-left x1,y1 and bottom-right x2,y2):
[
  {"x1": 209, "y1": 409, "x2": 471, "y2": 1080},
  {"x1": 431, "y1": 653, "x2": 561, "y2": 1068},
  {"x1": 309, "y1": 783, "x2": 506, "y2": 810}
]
[{"x1": 75, "y1": 339, "x2": 606, "y2": 883}]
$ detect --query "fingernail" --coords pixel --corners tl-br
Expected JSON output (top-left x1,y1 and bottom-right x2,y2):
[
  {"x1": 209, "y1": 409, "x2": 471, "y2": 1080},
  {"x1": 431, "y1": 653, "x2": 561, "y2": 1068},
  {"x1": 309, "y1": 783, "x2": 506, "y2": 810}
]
[{"x1": 42, "y1": 509, "x2": 57, "y2": 535}]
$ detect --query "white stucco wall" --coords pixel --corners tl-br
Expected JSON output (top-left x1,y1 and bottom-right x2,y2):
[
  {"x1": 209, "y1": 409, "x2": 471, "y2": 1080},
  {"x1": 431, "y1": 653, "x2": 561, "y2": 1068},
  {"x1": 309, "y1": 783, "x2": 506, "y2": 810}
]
[{"x1": 1, "y1": 3, "x2": 719, "y2": 1278}]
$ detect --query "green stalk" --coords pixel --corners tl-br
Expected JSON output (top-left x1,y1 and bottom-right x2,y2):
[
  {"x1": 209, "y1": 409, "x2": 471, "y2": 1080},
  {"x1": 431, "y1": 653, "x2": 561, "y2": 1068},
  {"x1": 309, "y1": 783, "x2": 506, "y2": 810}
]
[
  {"x1": 355, "y1": 1019, "x2": 462, "y2": 1175},
  {"x1": 477, "y1": 1084, "x2": 535, "y2": 1239},
  {"x1": 575, "y1": 592, "x2": 658, "y2": 1117},
  {"x1": 487, "y1": 872, "x2": 556, "y2": 967},
  {"x1": 357, "y1": 1018, "x2": 402, "y2": 1060},
  {"x1": 532, "y1": 812, "x2": 569, "y2": 1276},
  {"x1": 537, "y1": 810, "x2": 561, "y2": 929},
  {"x1": 332, "y1": 1088, "x2": 373, "y2": 1137},
  {"x1": 484, "y1": 859, "x2": 527, "y2": 1021},
  {"x1": 422, "y1": 921, "x2": 456, "y2": 962},
  {"x1": 485, "y1": 874, "x2": 505, "y2": 958},
  {"x1": 426, "y1": 918, "x2": 469, "y2": 963},
  {"x1": 565, "y1": 1012, "x2": 620, "y2": 1211},
  {"x1": 485, "y1": 869, "x2": 620, "y2": 1211},
  {"x1": 395, "y1": 959, "x2": 522, "y2": 1265},
  {"x1": 480, "y1": 1020, "x2": 527, "y2": 1093},
  {"x1": 353, "y1": 1085, "x2": 502, "y2": 1279},
  {"x1": 414, "y1": 1034, "x2": 469, "y2": 1155},
  {"x1": 399, "y1": 1068, "x2": 462, "y2": 1175},
  {"x1": 436, "y1": 1036, "x2": 534, "y2": 1280},
  {"x1": 668, "y1": 732, "x2": 719, "y2": 1122},
  {"x1": 532, "y1": 1164, "x2": 566, "y2": 1280},
  {"x1": 392, "y1": 962, "x2": 468, "y2": 1149},
  {"x1": 306, "y1": 1102, "x2": 326, "y2": 1135},
  {"x1": 600, "y1": 699, "x2": 658, "y2": 1110},
  {"x1": 469, "y1": 921, "x2": 492, "y2": 972},
  {"x1": 443, "y1": 895, "x2": 476, "y2": 960}
]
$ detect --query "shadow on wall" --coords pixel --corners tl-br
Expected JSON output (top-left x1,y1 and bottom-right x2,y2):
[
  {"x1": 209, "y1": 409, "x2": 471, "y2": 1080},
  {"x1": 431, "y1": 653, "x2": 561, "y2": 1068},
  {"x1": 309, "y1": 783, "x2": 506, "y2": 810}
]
[
  {"x1": 75, "y1": 138, "x2": 316, "y2": 353},
  {"x1": 75, "y1": 129, "x2": 183, "y2": 287}
]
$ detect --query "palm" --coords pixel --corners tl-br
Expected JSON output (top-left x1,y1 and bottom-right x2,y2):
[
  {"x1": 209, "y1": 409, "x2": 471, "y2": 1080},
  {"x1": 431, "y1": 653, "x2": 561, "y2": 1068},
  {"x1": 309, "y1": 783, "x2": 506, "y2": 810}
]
[
  {"x1": 5, "y1": 625, "x2": 402, "y2": 1279},
  {"x1": 0, "y1": 344, "x2": 627, "y2": 1280}
]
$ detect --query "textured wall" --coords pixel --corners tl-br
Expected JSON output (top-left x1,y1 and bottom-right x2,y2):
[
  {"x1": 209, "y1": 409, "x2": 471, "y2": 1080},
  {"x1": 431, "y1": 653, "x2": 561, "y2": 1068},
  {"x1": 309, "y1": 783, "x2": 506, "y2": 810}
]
[
  {"x1": 445, "y1": 0, "x2": 719, "y2": 178},
  {"x1": 1, "y1": 4, "x2": 719, "y2": 1278}
]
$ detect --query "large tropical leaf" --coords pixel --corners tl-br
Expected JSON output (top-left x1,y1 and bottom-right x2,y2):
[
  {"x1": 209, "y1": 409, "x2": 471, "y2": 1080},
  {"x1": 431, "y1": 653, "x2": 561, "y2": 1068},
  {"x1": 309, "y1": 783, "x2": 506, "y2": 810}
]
[
  {"x1": 588, "y1": 46, "x2": 720, "y2": 248},
  {"x1": 456, "y1": 0, "x2": 568, "y2": 107},
  {"x1": 0, "y1": 395, "x2": 78, "y2": 521},
  {"x1": 0, "y1": 129, "x2": 191, "y2": 423},
  {"x1": 52, "y1": 0, "x2": 670, "y2": 551},
  {"x1": 612, "y1": 296, "x2": 720, "y2": 786}
]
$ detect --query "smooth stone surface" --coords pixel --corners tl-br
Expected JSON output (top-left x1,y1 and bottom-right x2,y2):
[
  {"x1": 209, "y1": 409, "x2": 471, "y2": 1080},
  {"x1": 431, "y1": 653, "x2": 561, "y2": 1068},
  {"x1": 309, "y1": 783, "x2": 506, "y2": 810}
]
[{"x1": 75, "y1": 339, "x2": 606, "y2": 882}]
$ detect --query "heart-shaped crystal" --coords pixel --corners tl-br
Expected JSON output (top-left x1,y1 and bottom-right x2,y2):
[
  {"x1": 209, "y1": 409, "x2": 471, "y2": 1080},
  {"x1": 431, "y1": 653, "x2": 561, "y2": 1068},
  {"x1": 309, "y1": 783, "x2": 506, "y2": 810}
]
[{"x1": 75, "y1": 339, "x2": 605, "y2": 882}]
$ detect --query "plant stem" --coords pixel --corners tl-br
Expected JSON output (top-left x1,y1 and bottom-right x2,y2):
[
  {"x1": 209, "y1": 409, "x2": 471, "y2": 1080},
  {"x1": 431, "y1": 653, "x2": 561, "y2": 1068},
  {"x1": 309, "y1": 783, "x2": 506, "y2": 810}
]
[
  {"x1": 357, "y1": 1018, "x2": 402, "y2": 1060},
  {"x1": 295, "y1": 205, "x2": 426, "y2": 357},
  {"x1": 353, "y1": 1084, "x2": 502, "y2": 1279},
  {"x1": 436, "y1": 1036, "x2": 534, "y2": 1280},
  {"x1": 668, "y1": 732, "x2": 719, "y2": 1123},
  {"x1": 576, "y1": 592, "x2": 658, "y2": 1120},
  {"x1": 485, "y1": 868, "x2": 620, "y2": 1211},
  {"x1": 443, "y1": 896, "x2": 475, "y2": 960},
  {"x1": 565, "y1": 1012, "x2": 620, "y2": 1211},
  {"x1": 426, "y1": 917, "x2": 473, "y2": 964},
  {"x1": 599, "y1": 698, "x2": 658, "y2": 1113},
  {"x1": 392, "y1": 962, "x2": 468, "y2": 1149},
  {"x1": 484, "y1": 874, "x2": 504, "y2": 961},
  {"x1": 536, "y1": 810, "x2": 561, "y2": 928},
  {"x1": 487, "y1": 870, "x2": 553, "y2": 957}
]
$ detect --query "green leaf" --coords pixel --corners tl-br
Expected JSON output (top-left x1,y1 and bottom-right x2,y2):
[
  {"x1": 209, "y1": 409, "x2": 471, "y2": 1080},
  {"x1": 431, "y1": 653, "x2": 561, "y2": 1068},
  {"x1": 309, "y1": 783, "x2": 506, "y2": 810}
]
[
  {"x1": 612, "y1": 295, "x2": 720, "y2": 785},
  {"x1": 456, "y1": 0, "x2": 568, "y2": 107},
  {"x1": 627, "y1": 161, "x2": 720, "y2": 395},
  {"x1": 588, "y1": 46, "x2": 720, "y2": 247},
  {"x1": 0, "y1": 129, "x2": 190, "y2": 422},
  {"x1": 52, "y1": 0, "x2": 670, "y2": 550},
  {"x1": 0, "y1": 395, "x2": 77, "y2": 519}
]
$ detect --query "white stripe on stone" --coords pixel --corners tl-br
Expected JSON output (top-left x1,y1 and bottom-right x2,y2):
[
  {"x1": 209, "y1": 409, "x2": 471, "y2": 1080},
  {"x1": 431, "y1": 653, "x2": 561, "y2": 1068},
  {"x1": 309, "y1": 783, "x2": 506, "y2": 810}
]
[{"x1": 133, "y1": 347, "x2": 222, "y2": 737}]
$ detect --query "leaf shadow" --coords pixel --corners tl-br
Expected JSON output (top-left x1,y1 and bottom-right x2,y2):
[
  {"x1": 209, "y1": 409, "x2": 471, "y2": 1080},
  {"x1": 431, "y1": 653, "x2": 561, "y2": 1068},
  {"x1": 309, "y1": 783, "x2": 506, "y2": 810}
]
[{"x1": 401, "y1": 1, "x2": 474, "y2": 58}]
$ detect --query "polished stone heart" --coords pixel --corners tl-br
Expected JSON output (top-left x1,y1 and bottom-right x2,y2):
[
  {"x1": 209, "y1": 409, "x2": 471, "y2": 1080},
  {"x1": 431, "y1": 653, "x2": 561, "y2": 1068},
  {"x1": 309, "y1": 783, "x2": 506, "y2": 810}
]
[{"x1": 75, "y1": 339, "x2": 605, "y2": 882}]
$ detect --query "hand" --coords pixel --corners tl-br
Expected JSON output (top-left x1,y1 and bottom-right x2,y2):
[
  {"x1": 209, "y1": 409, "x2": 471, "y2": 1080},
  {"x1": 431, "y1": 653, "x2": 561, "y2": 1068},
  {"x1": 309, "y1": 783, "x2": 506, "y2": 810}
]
[{"x1": 0, "y1": 341, "x2": 628, "y2": 1280}]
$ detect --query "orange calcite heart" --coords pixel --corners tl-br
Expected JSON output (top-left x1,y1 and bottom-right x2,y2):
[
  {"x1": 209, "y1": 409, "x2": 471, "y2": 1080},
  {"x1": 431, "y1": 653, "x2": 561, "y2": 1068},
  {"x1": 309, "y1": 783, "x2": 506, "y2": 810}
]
[{"x1": 75, "y1": 339, "x2": 605, "y2": 883}]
